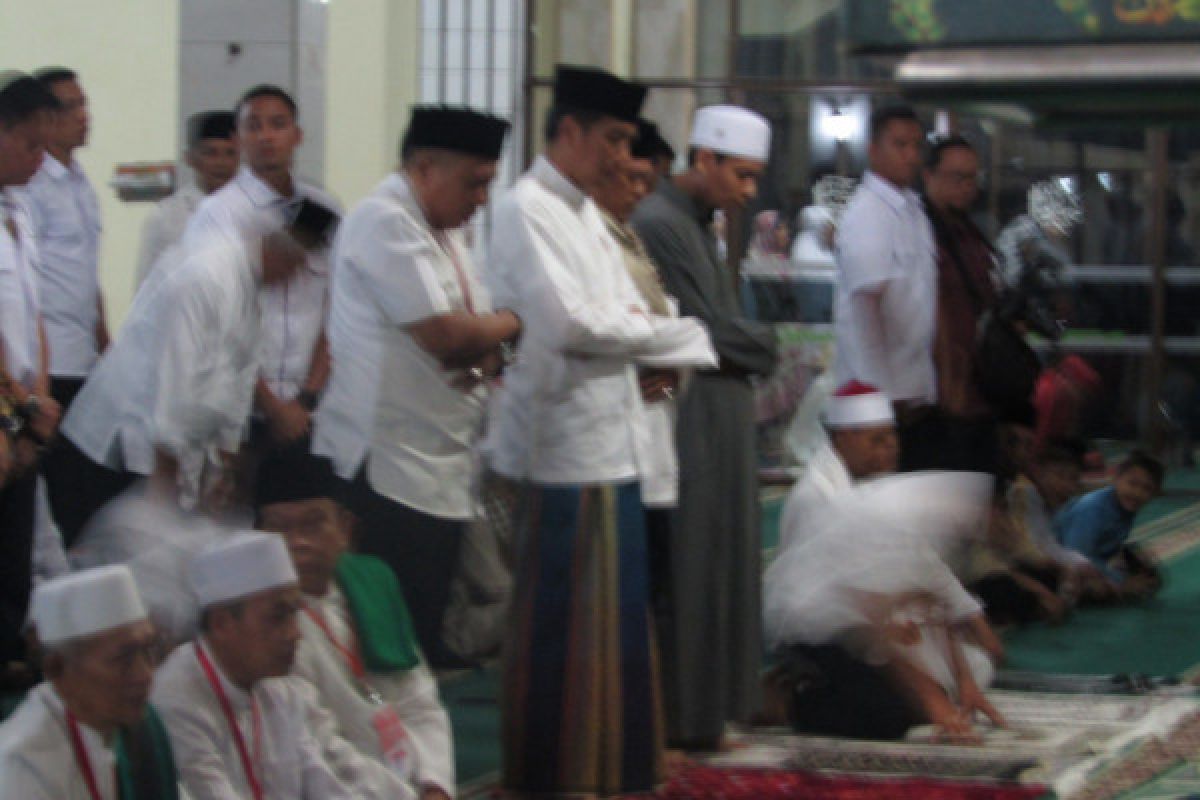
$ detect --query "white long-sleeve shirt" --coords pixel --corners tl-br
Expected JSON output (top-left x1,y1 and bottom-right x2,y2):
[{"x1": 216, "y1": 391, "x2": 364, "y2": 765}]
[
  {"x1": 0, "y1": 189, "x2": 42, "y2": 388},
  {"x1": 834, "y1": 171, "x2": 937, "y2": 405},
  {"x1": 21, "y1": 155, "x2": 102, "y2": 377},
  {"x1": 61, "y1": 235, "x2": 261, "y2": 481},
  {"x1": 184, "y1": 166, "x2": 339, "y2": 402},
  {"x1": 482, "y1": 156, "x2": 716, "y2": 484},
  {"x1": 153, "y1": 638, "x2": 413, "y2": 800},
  {"x1": 293, "y1": 586, "x2": 455, "y2": 796},
  {"x1": 777, "y1": 441, "x2": 855, "y2": 553},
  {"x1": 136, "y1": 184, "x2": 205, "y2": 290},
  {"x1": 313, "y1": 173, "x2": 489, "y2": 519}
]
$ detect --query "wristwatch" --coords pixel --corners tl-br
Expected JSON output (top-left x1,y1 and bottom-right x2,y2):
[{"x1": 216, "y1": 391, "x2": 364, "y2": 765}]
[
  {"x1": 295, "y1": 389, "x2": 320, "y2": 412},
  {"x1": 0, "y1": 412, "x2": 23, "y2": 437}
]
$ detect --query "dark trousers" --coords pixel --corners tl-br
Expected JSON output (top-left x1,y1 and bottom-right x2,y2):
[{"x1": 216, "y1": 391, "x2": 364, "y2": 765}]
[
  {"x1": 44, "y1": 435, "x2": 138, "y2": 548},
  {"x1": 781, "y1": 643, "x2": 924, "y2": 740},
  {"x1": 899, "y1": 408, "x2": 998, "y2": 474},
  {"x1": 344, "y1": 470, "x2": 467, "y2": 668},
  {"x1": 49, "y1": 376, "x2": 85, "y2": 413},
  {"x1": 0, "y1": 469, "x2": 37, "y2": 665}
]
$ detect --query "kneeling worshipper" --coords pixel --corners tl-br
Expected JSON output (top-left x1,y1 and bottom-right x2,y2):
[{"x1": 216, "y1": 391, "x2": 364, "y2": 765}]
[
  {"x1": 764, "y1": 471, "x2": 1006, "y2": 742},
  {"x1": 153, "y1": 531, "x2": 415, "y2": 800},
  {"x1": 777, "y1": 380, "x2": 898, "y2": 552},
  {"x1": 254, "y1": 457, "x2": 455, "y2": 800},
  {"x1": 0, "y1": 565, "x2": 182, "y2": 799}
]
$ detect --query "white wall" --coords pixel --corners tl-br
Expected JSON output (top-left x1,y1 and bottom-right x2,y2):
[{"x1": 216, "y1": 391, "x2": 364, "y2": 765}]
[
  {"x1": 0, "y1": 0, "x2": 180, "y2": 326},
  {"x1": 324, "y1": 0, "x2": 419, "y2": 207}
]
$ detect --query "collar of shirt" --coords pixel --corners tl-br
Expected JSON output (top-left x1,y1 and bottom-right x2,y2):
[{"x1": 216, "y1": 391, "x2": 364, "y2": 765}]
[
  {"x1": 39, "y1": 153, "x2": 80, "y2": 183},
  {"x1": 530, "y1": 155, "x2": 586, "y2": 211},
  {"x1": 656, "y1": 178, "x2": 711, "y2": 227},
  {"x1": 233, "y1": 165, "x2": 292, "y2": 210},
  {"x1": 38, "y1": 683, "x2": 118, "y2": 766},
  {"x1": 197, "y1": 637, "x2": 254, "y2": 713},
  {"x1": 600, "y1": 210, "x2": 639, "y2": 252},
  {"x1": 382, "y1": 172, "x2": 430, "y2": 227},
  {"x1": 862, "y1": 170, "x2": 922, "y2": 214}
]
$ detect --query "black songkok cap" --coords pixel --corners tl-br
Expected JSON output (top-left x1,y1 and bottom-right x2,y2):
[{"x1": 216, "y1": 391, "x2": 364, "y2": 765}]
[
  {"x1": 403, "y1": 105, "x2": 511, "y2": 160},
  {"x1": 187, "y1": 111, "x2": 236, "y2": 148},
  {"x1": 254, "y1": 453, "x2": 340, "y2": 510},
  {"x1": 286, "y1": 197, "x2": 340, "y2": 247},
  {"x1": 631, "y1": 119, "x2": 675, "y2": 162},
  {"x1": 552, "y1": 64, "x2": 646, "y2": 123}
]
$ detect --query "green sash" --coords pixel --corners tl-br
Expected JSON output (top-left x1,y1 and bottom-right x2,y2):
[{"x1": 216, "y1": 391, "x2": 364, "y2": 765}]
[
  {"x1": 334, "y1": 553, "x2": 421, "y2": 673},
  {"x1": 116, "y1": 704, "x2": 179, "y2": 800}
]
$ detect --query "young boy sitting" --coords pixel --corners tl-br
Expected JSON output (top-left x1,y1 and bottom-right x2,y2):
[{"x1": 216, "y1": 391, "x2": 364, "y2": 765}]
[{"x1": 1054, "y1": 449, "x2": 1164, "y2": 600}]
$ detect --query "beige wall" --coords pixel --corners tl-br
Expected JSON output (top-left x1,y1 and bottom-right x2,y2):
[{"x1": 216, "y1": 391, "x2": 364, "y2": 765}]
[
  {"x1": 324, "y1": 0, "x2": 420, "y2": 208},
  {"x1": 1, "y1": 1, "x2": 180, "y2": 327}
]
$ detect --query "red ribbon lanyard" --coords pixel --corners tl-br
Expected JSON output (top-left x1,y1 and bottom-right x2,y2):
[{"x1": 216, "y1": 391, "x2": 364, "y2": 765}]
[
  {"x1": 303, "y1": 606, "x2": 366, "y2": 680},
  {"x1": 195, "y1": 643, "x2": 264, "y2": 800},
  {"x1": 65, "y1": 711, "x2": 104, "y2": 800},
  {"x1": 436, "y1": 232, "x2": 475, "y2": 314}
]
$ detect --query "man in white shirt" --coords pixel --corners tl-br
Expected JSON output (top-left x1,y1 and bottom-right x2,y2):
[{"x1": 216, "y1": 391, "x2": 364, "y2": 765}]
[
  {"x1": 834, "y1": 105, "x2": 937, "y2": 465},
  {"x1": 184, "y1": 85, "x2": 339, "y2": 491},
  {"x1": 153, "y1": 531, "x2": 413, "y2": 800},
  {"x1": 0, "y1": 565, "x2": 183, "y2": 799},
  {"x1": 23, "y1": 67, "x2": 108, "y2": 411},
  {"x1": 59, "y1": 200, "x2": 337, "y2": 527},
  {"x1": 485, "y1": 65, "x2": 717, "y2": 797},
  {"x1": 776, "y1": 381, "x2": 898, "y2": 553},
  {"x1": 313, "y1": 105, "x2": 518, "y2": 667},
  {"x1": 255, "y1": 456, "x2": 455, "y2": 800},
  {"x1": 135, "y1": 110, "x2": 237, "y2": 290},
  {"x1": 0, "y1": 72, "x2": 62, "y2": 683}
]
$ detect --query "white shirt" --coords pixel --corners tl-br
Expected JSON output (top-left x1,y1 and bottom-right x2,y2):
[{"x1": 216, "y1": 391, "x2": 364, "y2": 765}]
[
  {"x1": 0, "y1": 190, "x2": 42, "y2": 388},
  {"x1": 834, "y1": 171, "x2": 937, "y2": 404},
  {"x1": 313, "y1": 173, "x2": 488, "y2": 519},
  {"x1": 184, "y1": 166, "x2": 339, "y2": 401},
  {"x1": 22, "y1": 155, "x2": 102, "y2": 377},
  {"x1": 136, "y1": 184, "x2": 205, "y2": 289},
  {"x1": 0, "y1": 684, "x2": 118, "y2": 800},
  {"x1": 62, "y1": 235, "x2": 261, "y2": 480},
  {"x1": 153, "y1": 638, "x2": 413, "y2": 800},
  {"x1": 777, "y1": 440, "x2": 854, "y2": 553},
  {"x1": 293, "y1": 586, "x2": 455, "y2": 796},
  {"x1": 483, "y1": 156, "x2": 717, "y2": 484}
]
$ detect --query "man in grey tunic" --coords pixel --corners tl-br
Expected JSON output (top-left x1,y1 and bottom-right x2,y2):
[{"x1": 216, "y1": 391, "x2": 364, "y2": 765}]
[{"x1": 631, "y1": 105, "x2": 778, "y2": 750}]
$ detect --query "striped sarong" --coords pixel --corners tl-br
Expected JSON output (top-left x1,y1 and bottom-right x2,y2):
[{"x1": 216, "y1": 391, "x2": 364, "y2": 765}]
[{"x1": 502, "y1": 482, "x2": 663, "y2": 796}]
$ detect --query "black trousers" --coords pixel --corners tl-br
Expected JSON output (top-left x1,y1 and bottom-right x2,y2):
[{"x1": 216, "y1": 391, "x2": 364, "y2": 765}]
[
  {"x1": 781, "y1": 643, "x2": 924, "y2": 740},
  {"x1": 344, "y1": 470, "x2": 467, "y2": 669},
  {"x1": 44, "y1": 435, "x2": 138, "y2": 548},
  {"x1": 899, "y1": 408, "x2": 998, "y2": 474},
  {"x1": 0, "y1": 469, "x2": 37, "y2": 665}
]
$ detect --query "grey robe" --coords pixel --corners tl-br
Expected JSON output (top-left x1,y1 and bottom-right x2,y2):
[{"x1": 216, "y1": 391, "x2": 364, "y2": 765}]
[{"x1": 631, "y1": 181, "x2": 779, "y2": 745}]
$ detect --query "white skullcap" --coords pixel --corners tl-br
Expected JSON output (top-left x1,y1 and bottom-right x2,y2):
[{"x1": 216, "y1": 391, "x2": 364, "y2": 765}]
[
  {"x1": 30, "y1": 565, "x2": 147, "y2": 646},
  {"x1": 189, "y1": 531, "x2": 297, "y2": 608},
  {"x1": 824, "y1": 380, "x2": 894, "y2": 429},
  {"x1": 689, "y1": 105, "x2": 771, "y2": 162}
]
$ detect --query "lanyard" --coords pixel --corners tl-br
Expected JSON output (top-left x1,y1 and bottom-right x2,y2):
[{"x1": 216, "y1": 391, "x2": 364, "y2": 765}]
[
  {"x1": 194, "y1": 644, "x2": 264, "y2": 800},
  {"x1": 66, "y1": 711, "x2": 105, "y2": 800},
  {"x1": 436, "y1": 232, "x2": 475, "y2": 314},
  {"x1": 303, "y1": 606, "x2": 366, "y2": 681}
]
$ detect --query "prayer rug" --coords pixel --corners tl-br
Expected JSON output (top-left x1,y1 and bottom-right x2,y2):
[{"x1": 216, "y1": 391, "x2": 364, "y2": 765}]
[{"x1": 618, "y1": 765, "x2": 1049, "y2": 799}]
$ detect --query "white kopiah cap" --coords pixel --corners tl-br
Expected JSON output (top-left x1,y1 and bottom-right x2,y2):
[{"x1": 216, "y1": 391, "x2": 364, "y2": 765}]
[
  {"x1": 824, "y1": 380, "x2": 895, "y2": 429},
  {"x1": 30, "y1": 565, "x2": 147, "y2": 645},
  {"x1": 189, "y1": 531, "x2": 297, "y2": 608},
  {"x1": 689, "y1": 105, "x2": 771, "y2": 162}
]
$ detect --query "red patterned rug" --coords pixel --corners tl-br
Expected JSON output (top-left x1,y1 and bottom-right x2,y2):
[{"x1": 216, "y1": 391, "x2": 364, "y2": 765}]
[{"x1": 617, "y1": 766, "x2": 1049, "y2": 800}]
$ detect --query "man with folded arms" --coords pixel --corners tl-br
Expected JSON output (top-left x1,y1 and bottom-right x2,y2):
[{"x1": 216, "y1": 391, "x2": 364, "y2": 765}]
[
  {"x1": 0, "y1": 565, "x2": 181, "y2": 799},
  {"x1": 153, "y1": 531, "x2": 414, "y2": 799}
]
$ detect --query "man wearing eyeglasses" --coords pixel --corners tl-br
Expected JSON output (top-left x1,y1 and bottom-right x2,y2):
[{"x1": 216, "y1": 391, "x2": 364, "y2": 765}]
[{"x1": 919, "y1": 134, "x2": 1002, "y2": 472}]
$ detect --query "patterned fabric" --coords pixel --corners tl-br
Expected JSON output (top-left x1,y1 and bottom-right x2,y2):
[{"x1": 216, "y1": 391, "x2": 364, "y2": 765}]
[
  {"x1": 618, "y1": 765, "x2": 1048, "y2": 800},
  {"x1": 502, "y1": 482, "x2": 663, "y2": 795}
]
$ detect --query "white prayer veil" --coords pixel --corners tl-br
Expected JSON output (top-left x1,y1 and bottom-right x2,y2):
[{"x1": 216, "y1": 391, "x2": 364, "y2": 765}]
[{"x1": 763, "y1": 470, "x2": 993, "y2": 651}]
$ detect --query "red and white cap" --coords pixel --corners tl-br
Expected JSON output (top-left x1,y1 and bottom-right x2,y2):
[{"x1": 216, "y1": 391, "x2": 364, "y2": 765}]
[{"x1": 824, "y1": 380, "x2": 894, "y2": 429}]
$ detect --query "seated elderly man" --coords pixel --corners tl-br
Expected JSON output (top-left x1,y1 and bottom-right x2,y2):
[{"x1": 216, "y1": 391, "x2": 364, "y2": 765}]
[
  {"x1": 778, "y1": 380, "x2": 898, "y2": 551},
  {"x1": 765, "y1": 471, "x2": 1005, "y2": 742},
  {"x1": 254, "y1": 457, "x2": 454, "y2": 799},
  {"x1": 153, "y1": 531, "x2": 414, "y2": 799},
  {"x1": 0, "y1": 565, "x2": 181, "y2": 799}
]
